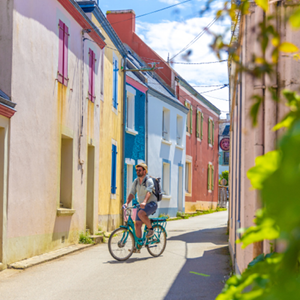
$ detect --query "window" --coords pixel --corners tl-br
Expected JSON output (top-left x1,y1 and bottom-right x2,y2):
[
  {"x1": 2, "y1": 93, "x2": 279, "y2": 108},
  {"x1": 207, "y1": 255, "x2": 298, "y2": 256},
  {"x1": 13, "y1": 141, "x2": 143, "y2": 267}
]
[
  {"x1": 112, "y1": 55, "x2": 119, "y2": 109},
  {"x1": 223, "y1": 152, "x2": 229, "y2": 165},
  {"x1": 58, "y1": 20, "x2": 69, "y2": 86},
  {"x1": 88, "y1": 48, "x2": 96, "y2": 102},
  {"x1": 185, "y1": 161, "x2": 192, "y2": 194},
  {"x1": 207, "y1": 163, "x2": 214, "y2": 191},
  {"x1": 176, "y1": 115, "x2": 183, "y2": 146},
  {"x1": 126, "y1": 87, "x2": 136, "y2": 131},
  {"x1": 162, "y1": 160, "x2": 171, "y2": 196},
  {"x1": 208, "y1": 118, "x2": 215, "y2": 146},
  {"x1": 60, "y1": 136, "x2": 73, "y2": 208},
  {"x1": 185, "y1": 101, "x2": 192, "y2": 134},
  {"x1": 126, "y1": 164, "x2": 133, "y2": 198},
  {"x1": 196, "y1": 110, "x2": 204, "y2": 139},
  {"x1": 162, "y1": 108, "x2": 170, "y2": 141},
  {"x1": 111, "y1": 143, "x2": 118, "y2": 194}
]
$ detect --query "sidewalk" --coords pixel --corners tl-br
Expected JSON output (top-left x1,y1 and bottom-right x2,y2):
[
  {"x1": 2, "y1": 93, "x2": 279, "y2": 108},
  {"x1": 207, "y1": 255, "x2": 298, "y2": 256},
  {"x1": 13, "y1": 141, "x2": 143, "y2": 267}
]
[{"x1": 8, "y1": 244, "x2": 94, "y2": 270}]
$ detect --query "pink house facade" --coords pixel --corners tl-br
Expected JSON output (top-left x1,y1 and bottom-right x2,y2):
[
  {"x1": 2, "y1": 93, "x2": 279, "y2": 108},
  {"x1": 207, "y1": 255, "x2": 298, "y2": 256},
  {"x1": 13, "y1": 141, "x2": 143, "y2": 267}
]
[
  {"x1": 229, "y1": 2, "x2": 300, "y2": 274},
  {"x1": 0, "y1": 0, "x2": 105, "y2": 269}
]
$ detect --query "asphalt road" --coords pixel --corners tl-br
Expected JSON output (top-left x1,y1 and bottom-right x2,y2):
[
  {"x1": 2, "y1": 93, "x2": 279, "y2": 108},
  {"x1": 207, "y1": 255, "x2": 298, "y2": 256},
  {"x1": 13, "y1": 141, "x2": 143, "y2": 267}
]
[{"x1": 0, "y1": 211, "x2": 230, "y2": 300}]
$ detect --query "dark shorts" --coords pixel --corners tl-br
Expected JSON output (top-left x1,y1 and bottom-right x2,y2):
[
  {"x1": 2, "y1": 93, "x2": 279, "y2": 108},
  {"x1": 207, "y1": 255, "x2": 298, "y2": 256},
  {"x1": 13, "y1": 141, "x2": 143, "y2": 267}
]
[{"x1": 136, "y1": 202, "x2": 157, "y2": 222}]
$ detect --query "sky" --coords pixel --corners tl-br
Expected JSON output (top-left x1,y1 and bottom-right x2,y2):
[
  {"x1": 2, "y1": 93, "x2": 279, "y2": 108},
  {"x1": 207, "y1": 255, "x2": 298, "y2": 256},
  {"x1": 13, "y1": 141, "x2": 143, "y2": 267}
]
[{"x1": 99, "y1": 0, "x2": 230, "y2": 118}]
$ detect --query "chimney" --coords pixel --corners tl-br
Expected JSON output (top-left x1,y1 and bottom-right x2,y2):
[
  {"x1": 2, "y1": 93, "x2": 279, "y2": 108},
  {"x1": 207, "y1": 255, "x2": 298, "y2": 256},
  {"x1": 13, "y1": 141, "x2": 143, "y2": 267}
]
[{"x1": 106, "y1": 10, "x2": 136, "y2": 45}]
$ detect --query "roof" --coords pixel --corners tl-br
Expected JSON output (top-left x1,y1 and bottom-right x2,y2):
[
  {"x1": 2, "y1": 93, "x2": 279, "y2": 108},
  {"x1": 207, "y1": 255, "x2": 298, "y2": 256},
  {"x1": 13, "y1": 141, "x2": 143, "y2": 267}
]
[
  {"x1": 58, "y1": 0, "x2": 106, "y2": 48},
  {"x1": 177, "y1": 75, "x2": 221, "y2": 115},
  {"x1": 0, "y1": 90, "x2": 10, "y2": 101},
  {"x1": 124, "y1": 47, "x2": 188, "y2": 114},
  {"x1": 77, "y1": 1, "x2": 128, "y2": 57}
]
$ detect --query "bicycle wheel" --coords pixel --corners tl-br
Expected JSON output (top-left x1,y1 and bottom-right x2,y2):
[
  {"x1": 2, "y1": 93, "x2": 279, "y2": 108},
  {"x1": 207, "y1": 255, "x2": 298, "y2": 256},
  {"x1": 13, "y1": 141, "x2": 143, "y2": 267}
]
[
  {"x1": 108, "y1": 228, "x2": 135, "y2": 261},
  {"x1": 146, "y1": 225, "x2": 167, "y2": 257}
]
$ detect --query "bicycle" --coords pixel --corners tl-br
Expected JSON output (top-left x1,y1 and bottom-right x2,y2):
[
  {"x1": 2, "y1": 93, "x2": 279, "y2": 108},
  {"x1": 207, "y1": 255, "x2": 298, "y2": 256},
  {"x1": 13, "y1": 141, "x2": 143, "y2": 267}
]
[{"x1": 108, "y1": 204, "x2": 167, "y2": 261}]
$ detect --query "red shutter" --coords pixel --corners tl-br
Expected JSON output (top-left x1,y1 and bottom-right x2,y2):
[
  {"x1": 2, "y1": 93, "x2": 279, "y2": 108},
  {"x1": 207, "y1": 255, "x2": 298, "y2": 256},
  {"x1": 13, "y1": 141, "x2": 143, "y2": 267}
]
[
  {"x1": 58, "y1": 20, "x2": 64, "y2": 84},
  {"x1": 63, "y1": 24, "x2": 69, "y2": 86},
  {"x1": 88, "y1": 49, "x2": 93, "y2": 101}
]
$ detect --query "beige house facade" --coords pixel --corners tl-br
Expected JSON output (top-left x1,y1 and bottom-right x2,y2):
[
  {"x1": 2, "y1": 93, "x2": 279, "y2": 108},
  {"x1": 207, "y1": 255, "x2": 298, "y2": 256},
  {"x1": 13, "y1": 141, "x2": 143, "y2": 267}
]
[{"x1": 229, "y1": 1, "x2": 300, "y2": 274}]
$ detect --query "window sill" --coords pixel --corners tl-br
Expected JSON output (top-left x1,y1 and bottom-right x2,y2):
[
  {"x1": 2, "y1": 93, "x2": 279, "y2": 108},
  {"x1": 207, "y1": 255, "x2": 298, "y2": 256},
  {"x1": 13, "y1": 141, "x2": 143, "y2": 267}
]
[
  {"x1": 185, "y1": 192, "x2": 192, "y2": 197},
  {"x1": 197, "y1": 138, "x2": 202, "y2": 142},
  {"x1": 209, "y1": 143, "x2": 213, "y2": 148},
  {"x1": 186, "y1": 132, "x2": 190, "y2": 137},
  {"x1": 112, "y1": 106, "x2": 118, "y2": 115},
  {"x1": 208, "y1": 190, "x2": 212, "y2": 193},
  {"x1": 161, "y1": 139, "x2": 172, "y2": 145},
  {"x1": 162, "y1": 195, "x2": 172, "y2": 200},
  {"x1": 110, "y1": 193, "x2": 116, "y2": 199},
  {"x1": 126, "y1": 128, "x2": 138, "y2": 136},
  {"x1": 57, "y1": 208, "x2": 75, "y2": 216},
  {"x1": 175, "y1": 144, "x2": 184, "y2": 150}
]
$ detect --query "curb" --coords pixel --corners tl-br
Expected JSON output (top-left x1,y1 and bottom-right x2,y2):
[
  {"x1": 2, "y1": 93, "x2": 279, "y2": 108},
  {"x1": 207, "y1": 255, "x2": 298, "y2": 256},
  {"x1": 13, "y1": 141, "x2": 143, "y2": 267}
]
[{"x1": 8, "y1": 243, "x2": 95, "y2": 270}]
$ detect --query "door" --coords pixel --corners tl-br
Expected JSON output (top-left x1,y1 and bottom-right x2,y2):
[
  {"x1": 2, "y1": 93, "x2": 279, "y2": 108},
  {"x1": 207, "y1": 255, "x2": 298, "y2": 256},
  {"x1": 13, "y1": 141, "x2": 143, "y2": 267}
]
[
  {"x1": 178, "y1": 166, "x2": 183, "y2": 212},
  {"x1": 86, "y1": 145, "x2": 95, "y2": 234}
]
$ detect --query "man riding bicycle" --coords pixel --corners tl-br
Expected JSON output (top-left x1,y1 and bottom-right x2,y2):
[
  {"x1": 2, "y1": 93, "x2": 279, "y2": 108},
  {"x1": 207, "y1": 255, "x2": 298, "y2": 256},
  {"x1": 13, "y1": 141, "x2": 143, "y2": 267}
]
[{"x1": 123, "y1": 163, "x2": 157, "y2": 252}]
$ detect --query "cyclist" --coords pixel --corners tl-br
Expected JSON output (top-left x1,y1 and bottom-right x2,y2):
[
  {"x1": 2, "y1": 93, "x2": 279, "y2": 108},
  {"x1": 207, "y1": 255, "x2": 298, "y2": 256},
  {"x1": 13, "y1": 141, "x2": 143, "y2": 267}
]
[{"x1": 123, "y1": 163, "x2": 157, "y2": 252}]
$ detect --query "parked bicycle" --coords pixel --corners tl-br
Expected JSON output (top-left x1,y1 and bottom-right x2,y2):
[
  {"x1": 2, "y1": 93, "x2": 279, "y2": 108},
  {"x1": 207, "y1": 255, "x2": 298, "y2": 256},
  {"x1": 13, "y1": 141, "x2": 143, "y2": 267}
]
[{"x1": 108, "y1": 204, "x2": 167, "y2": 261}]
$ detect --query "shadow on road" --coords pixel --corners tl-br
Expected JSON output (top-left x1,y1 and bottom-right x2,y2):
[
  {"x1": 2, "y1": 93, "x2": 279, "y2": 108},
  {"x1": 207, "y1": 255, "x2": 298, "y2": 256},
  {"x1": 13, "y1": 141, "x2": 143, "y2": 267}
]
[
  {"x1": 167, "y1": 227, "x2": 228, "y2": 245},
  {"x1": 164, "y1": 227, "x2": 230, "y2": 300},
  {"x1": 105, "y1": 256, "x2": 155, "y2": 264}
]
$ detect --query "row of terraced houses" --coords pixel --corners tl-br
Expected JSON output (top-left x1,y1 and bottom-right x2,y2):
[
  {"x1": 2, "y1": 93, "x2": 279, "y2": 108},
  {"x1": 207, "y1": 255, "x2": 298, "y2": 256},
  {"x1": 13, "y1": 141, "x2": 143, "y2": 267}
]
[{"x1": 0, "y1": 0, "x2": 220, "y2": 269}]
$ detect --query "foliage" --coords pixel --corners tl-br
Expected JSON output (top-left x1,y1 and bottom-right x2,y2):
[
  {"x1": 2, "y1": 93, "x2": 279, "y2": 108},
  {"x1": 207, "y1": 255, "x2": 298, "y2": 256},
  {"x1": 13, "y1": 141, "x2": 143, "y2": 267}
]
[
  {"x1": 219, "y1": 170, "x2": 229, "y2": 186},
  {"x1": 79, "y1": 232, "x2": 94, "y2": 244},
  {"x1": 197, "y1": 0, "x2": 300, "y2": 299},
  {"x1": 159, "y1": 213, "x2": 170, "y2": 219}
]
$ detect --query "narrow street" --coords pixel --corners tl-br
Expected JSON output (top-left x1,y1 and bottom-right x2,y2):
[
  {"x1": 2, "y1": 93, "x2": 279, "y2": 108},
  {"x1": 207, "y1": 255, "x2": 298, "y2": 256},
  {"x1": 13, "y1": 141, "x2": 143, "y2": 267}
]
[{"x1": 0, "y1": 211, "x2": 229, "y2": 300}]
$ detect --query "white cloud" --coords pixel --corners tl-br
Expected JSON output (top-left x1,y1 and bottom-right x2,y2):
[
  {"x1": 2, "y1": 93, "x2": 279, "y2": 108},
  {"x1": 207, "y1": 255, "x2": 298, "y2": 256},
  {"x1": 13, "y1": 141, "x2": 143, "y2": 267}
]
[
  {"x1": 159, "y1": 0, "x2": 180, "y2": 4},
  {"x1": 136, "y1": 16, "x2": 230, "y2": 118}
]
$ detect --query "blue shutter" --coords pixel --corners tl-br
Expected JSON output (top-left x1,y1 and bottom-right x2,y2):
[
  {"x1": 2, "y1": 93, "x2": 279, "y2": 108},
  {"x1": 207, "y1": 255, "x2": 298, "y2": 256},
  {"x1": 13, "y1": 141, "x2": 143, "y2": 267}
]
[
  {"x1": 113, "y1": 58, "x2": 118, "y2": 109},
  {"x1": 111, "y1": 144, "x2": 117, "y2": 194}
]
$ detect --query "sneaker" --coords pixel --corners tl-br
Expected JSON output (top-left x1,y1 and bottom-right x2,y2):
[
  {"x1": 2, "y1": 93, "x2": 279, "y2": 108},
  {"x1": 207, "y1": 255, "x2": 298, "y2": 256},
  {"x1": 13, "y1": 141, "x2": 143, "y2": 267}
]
[{"x1": 146, "y1": 229, "x2": 154, "y2": 239}]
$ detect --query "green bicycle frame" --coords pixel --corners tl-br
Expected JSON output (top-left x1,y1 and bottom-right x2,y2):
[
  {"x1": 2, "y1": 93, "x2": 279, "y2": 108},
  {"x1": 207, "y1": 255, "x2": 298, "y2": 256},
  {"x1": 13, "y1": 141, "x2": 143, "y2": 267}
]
[{"x1": 120, "y1": 208, "x2": 167, "y2": 248}]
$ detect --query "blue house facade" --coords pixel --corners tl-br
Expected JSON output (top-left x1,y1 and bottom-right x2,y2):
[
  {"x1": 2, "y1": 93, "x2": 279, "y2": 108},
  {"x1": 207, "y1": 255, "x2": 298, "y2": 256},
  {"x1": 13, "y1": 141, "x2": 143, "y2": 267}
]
[{"x1": 124, "y1": 71, "x2": 148, "y2": 204}]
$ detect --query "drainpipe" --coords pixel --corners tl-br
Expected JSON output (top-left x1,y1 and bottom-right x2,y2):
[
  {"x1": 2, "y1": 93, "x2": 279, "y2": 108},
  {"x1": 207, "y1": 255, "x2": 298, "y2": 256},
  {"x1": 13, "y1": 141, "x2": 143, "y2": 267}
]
[
  {"x1": 122, "y1": 57, "x2": 126, "y2": 205},
  {"x1": 253, "y1": 5, "x2": 265, "y2": 259},
  {"x1": 145, "y1": 90, "x2": 148, "y2": 165}
]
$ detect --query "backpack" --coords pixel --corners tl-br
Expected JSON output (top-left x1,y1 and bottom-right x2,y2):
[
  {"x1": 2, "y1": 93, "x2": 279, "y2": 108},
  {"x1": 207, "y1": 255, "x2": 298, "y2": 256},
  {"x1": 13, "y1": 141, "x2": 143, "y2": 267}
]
[
  {"x1": 136, "y1": 176, "x2": 163, "y2": 202},
  {"x1": 149, "y1": 176, "x2": 163, "y2": 202}
]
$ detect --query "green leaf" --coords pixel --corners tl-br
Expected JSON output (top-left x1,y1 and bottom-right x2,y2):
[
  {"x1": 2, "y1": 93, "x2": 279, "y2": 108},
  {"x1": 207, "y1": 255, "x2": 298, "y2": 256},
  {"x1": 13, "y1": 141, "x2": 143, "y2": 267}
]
[
  {"x1": 247, "y1": 151, "x2": 281, "y2": 190},
  {"x1": 250, "y1": 95, "x2": 262, "y2": 126},
  {"x1": 289, "y1": 7, "x2": 300, "y2": 29},
  {"x1": 273, "y1": 115, "x2": 295, "y2": 131},
  {"x1": 255, "y1": 0, "x2": 269, "y2": 12},
  {"x1": 279, "y1": 42, "x2": 299, "y2": 53}
]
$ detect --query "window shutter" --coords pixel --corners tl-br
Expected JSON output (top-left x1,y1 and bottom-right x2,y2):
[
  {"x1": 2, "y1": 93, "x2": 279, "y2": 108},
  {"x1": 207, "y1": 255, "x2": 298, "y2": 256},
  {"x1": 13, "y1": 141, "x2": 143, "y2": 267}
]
[
  {"x1": 63, "y1": 24, "x2": 69, "y2": 86},
  {"x1": 201, "y1": 113, "x2": 204, "y2": 139},
  {"x1": 58, "y1": 20, "x2": 64, "y2": 84},
  {"x1": 212, "y1": 121, "x2": 215, "y2": 146},
  {"x1": 190, "y1": 106, "x2": 193, "y2": 134},
  {"x1": 88, "y1": 49, "x2": 93, "y2": 101},
  {"x1": 196, "y1": 111, "x2": 199, "y2": 138},
  {"x1": 207, "y1": 164, "x2": 210, "y2": 190},
  {"x1": 111, "y1": 144, "x2": 117, "y2": 194},
  {"x1": 211, "y1": 165, "x2": 214, "y2": 191},
  {"x1": 208, "y1": 119, "x2": 211, "y2": 144}
]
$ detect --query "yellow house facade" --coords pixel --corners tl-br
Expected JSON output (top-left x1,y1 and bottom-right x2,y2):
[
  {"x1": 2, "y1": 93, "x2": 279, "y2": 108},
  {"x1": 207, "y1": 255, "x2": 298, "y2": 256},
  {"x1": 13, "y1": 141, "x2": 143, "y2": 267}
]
[{"x1": 80, "y1": 3, "x2": 128, "y2": 231}]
